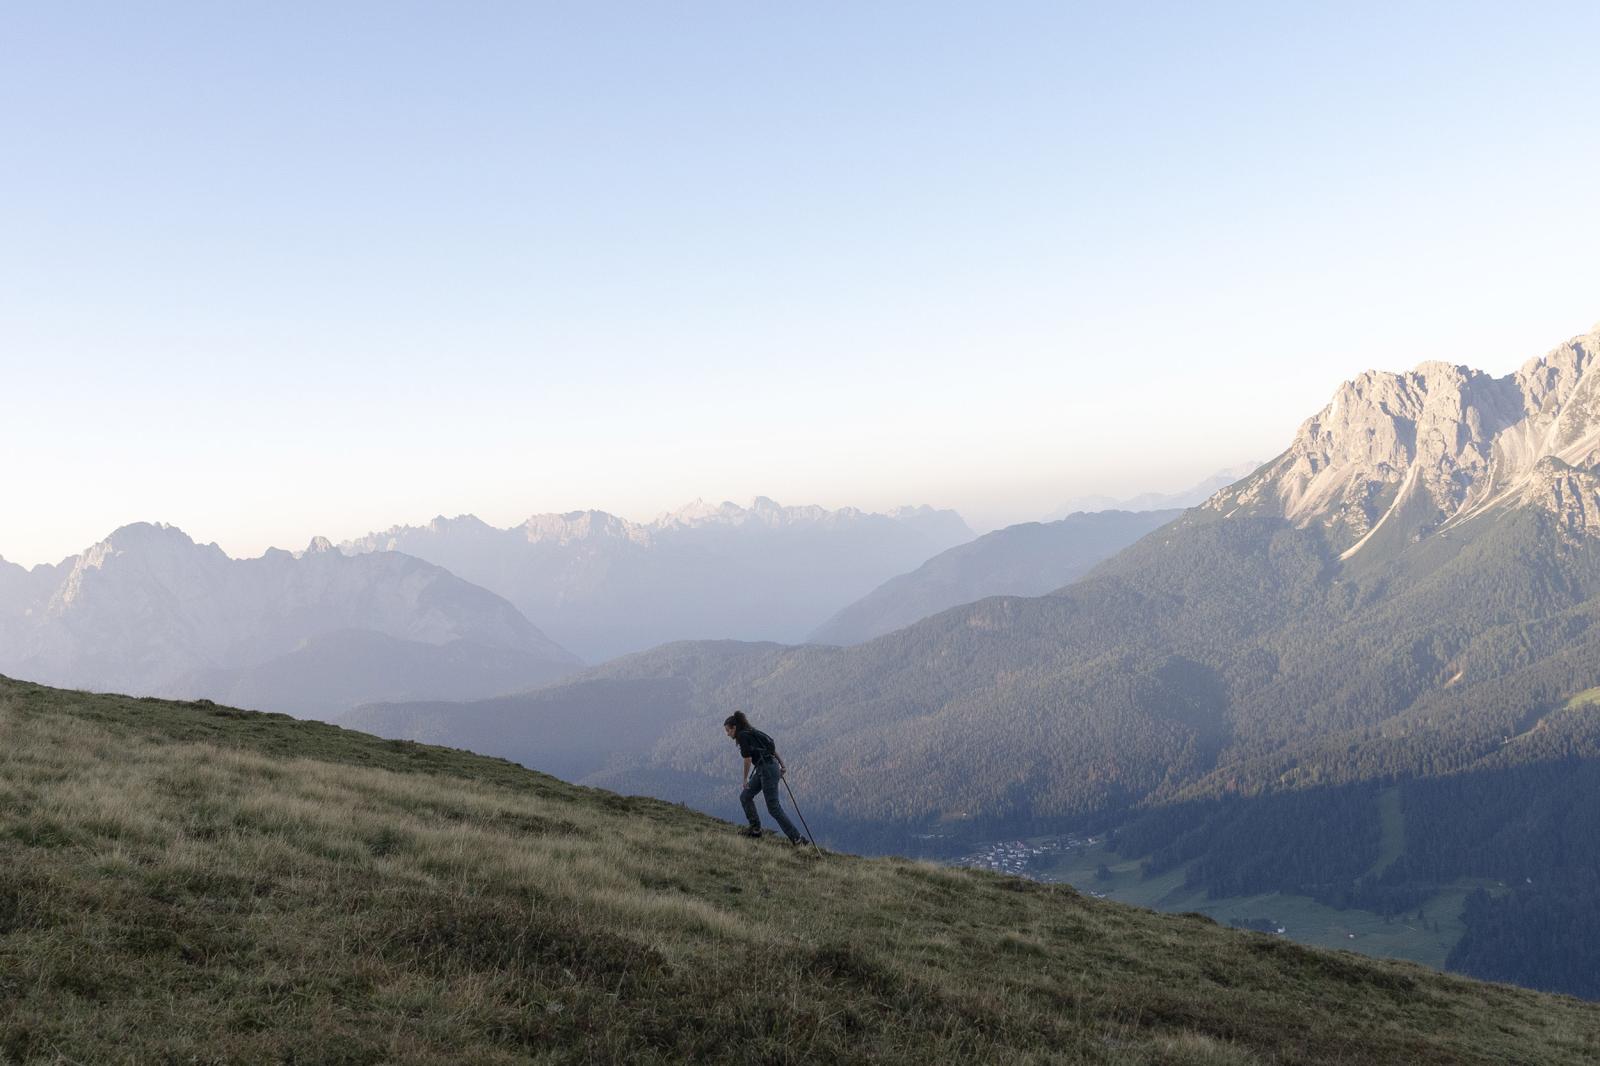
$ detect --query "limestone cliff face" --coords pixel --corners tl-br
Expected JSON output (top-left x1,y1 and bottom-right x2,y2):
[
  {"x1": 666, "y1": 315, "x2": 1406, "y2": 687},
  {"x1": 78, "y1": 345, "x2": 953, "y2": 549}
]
[
  {"x1": 1528, "y1": 457, "x2": 1600, "y2": 537},
  {"x1": 1206, "y1": 324, "x2": 1600, "y2": 556}
]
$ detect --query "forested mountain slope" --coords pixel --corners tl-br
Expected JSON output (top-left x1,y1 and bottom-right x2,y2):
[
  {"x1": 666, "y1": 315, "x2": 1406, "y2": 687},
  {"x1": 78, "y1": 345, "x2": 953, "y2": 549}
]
[
  {"x1": 810, "y1": 508, "x2": 1181, "y2": 645},
  {"x1": 3, "y1": 676, "x2": 1596, "y2": 1065},
  {"x1": 356, "y1": 502, "x2": 1600, "y2": 834}
]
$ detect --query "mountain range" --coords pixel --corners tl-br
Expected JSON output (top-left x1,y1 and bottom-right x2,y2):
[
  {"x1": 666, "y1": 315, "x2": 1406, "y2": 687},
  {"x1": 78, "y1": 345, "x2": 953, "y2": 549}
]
[
  {"x1": 1211, "y1": 338, "x2": 1600, "y2": 550},
  {"x1": 340, "y1": 497, "x2": 973, "y2": 660},
  {"x1": 1047, "y1": 463, "x2": 1260, "y2": 520},
  {"x1": 351, "y1": 322, "x2": 1600, "y2": 997},
  {"x1": 0, "y1": 522, "x2": 580, "y2": 716},
  {"x1": 808, "y1": 508, "x2": 1182, "y2": 645},
  {"x1": 0, "y1": 497, "x2": 977, "y2": 717}
]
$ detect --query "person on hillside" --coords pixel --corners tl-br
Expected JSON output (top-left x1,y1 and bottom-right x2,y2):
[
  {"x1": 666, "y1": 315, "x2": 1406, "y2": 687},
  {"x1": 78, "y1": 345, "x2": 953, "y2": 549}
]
[{"x1": 724, "y1": 711, "x2": 807, "y2": 845}]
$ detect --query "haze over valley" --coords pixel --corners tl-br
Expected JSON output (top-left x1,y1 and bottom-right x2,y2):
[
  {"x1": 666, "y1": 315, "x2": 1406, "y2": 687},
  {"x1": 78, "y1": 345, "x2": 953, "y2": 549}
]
[
  {"x1": 340, "y1": 497, "x2": 972, "y2": 660},
  {"x1": 0, "y1": 498, "x2": 983, "y2": 716}
]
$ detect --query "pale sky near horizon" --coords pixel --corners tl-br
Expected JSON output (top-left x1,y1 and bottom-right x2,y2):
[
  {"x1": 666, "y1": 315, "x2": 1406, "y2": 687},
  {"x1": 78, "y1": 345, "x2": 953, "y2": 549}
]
[{"x1": 4, "y1": 3, "x2": 1600, "y2": 568}]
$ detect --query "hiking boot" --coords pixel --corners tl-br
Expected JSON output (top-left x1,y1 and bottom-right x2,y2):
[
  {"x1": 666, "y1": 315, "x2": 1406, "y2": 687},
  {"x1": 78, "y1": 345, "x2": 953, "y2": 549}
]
[
  {"x1": 740, "y1": 826, "x2": 764, "y2": 838},
  {"x1": 790, "y1": 836, "x2": 809, "y2": 847}
]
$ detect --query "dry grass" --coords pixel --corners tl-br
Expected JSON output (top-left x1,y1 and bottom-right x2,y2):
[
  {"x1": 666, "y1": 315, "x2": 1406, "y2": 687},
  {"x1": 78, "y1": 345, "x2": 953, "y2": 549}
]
[{"x1": 0, "y1": 676, "x2": 1597, "y2": 1064}]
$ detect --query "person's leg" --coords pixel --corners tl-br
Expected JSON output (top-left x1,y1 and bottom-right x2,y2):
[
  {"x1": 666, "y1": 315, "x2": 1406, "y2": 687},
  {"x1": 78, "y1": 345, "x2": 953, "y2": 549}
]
[
  {"x1": 759, "y1": 763, "x2": 802, "y2": 841},
  {"x1": 739, "y1": 777, "x2": 763, "y2": 830}
]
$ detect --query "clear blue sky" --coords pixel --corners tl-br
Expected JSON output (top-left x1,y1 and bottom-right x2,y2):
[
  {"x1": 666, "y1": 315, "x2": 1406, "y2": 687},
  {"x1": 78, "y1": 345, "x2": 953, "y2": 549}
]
[{"x1": 4, "y1": 2, "x2": 1599, "y2": 566}]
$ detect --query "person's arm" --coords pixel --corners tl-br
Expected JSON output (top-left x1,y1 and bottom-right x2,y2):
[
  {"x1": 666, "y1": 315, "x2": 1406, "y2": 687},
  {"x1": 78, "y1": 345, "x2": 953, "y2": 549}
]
[
  {"x1": 776, "y1": 751, "x2": 786, "y2": 775},
  {"x1": 742, "y1": 755, "x2": 752, "y2": 784}
]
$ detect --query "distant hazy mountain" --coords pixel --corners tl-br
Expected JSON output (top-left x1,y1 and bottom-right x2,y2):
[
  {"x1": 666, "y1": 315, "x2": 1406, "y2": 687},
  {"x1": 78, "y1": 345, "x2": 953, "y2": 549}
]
[
  {"x1": 1048, "y1": 463, "x2": 1260, "y2": 520},
  {"x1": 341, "y1": 497, "x2": 973, "y2": 660},
  {"x1": 808, "y1": 509, "x2": 1180, "y2": 645},
  {"x1": 0, "y1": 523, "x2": 580, "y2": 716}
]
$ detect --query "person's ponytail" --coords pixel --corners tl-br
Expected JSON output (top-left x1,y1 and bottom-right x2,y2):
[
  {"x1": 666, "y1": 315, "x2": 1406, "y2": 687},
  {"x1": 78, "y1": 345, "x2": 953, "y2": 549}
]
[{"x1": 723, "y1": 710, "x2": 751, "y2": 731}]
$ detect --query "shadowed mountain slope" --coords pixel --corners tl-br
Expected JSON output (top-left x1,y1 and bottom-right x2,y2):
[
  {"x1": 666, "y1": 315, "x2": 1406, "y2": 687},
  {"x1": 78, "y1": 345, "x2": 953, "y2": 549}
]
[
  {"x1": 2, "y1": 676, "x2": 1596, "y2": 1065},
  {"x1": 809, "y1": 508, "x2": 1182, "y2": 645}
]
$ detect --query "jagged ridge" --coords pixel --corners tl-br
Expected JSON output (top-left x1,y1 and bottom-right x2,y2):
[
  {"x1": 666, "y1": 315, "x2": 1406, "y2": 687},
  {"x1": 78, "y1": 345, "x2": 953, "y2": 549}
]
[
  {"x1": 0, "y1": 523, "x2": 578, "y2": 713},
  {"x1": 1209, "y1": 324, "x2": 1600, "y2": 557},
  {"x1": 339, "y1": 498, "x2": 975, "y2": 660}
]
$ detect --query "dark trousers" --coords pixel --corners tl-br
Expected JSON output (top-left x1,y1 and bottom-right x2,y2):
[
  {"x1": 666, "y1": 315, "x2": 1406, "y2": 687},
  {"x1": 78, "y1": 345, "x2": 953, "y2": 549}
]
[{"x1": 739, "y1": 760, "x2": 801, "y2": 841}]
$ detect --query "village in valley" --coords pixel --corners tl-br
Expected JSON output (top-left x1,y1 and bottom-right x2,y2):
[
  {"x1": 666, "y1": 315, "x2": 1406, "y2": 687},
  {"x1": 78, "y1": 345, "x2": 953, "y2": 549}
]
[
  {"x1": 951, "y1": 834, "x2": 1115, "y2": 897},
  {"x1": 951, "y1": 834, "x2": 1289, "y2": 935}
]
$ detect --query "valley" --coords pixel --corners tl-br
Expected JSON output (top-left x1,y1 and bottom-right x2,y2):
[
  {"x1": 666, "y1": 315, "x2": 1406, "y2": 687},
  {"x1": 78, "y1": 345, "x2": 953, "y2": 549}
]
[{"x1": 949, "y1": 804, "x2": 1488, "y2": 974}]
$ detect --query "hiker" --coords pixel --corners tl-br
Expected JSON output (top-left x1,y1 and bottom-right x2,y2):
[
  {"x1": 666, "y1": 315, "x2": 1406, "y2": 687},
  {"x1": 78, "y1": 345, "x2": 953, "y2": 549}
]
[{"x1": 724, "y1": 711, "x2": 807, "y2": 845}]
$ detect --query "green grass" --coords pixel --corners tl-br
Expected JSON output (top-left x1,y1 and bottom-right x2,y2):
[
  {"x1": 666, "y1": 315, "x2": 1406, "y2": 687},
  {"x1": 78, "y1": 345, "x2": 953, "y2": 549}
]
[
  {"x1": 1565, "y1": 687, "x2": 1600, "y2": 708},
  {"x1": 1364, "y1": 786, "x2": 1406, "y2": 880},
  {"x1": 2, "y1": 677, "x2": 1598, "y2": 1065},
  {"x1": 1044, "y1": 837, "x2": 1480, "y2": 972},
  {"x1": 1501, "y1": 686, "x2": 1600, "y2": 743}
]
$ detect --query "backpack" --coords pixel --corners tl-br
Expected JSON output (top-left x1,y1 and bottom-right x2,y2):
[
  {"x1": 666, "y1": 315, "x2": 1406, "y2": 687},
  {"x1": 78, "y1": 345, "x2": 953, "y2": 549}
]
[{"x1": 743, "y1": 728, "x2": 777, "y2": 761}]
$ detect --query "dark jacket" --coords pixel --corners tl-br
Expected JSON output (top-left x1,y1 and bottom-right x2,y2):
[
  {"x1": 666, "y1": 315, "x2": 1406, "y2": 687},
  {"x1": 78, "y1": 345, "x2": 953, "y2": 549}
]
[{"x1": 734, "y1": 727, "x2": 778, "y2": 763}]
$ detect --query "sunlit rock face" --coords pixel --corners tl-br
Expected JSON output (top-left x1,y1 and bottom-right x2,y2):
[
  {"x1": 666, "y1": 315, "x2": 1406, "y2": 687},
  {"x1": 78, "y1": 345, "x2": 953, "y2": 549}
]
[
  {"x1": 1205, "y1": 324, "x2": 1600, "y2": 555},
  {"x1": 1527, "y1": 457, "x2": 1600, "y2": 537}
]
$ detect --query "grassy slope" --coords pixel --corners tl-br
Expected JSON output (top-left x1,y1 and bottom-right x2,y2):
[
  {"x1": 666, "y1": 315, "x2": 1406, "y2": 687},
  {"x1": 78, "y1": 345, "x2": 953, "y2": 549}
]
[
  {"x1": 1, "y1": 679, "x2": 1597, "y2": 1066},
  {"x1": 1045, "y1": 839, "x2": 1477, "y2": 973},
  {"x1": 1046, "y1": 787, "x2": 1469, "y2": 971}
]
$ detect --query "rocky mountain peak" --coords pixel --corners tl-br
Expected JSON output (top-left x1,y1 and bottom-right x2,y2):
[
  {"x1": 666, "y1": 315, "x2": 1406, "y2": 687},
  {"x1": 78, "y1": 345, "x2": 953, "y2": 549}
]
[
  {"x1": 2, "y1": 521, "x2": 579, "y2": 706},
  {"x1": 302, "y1": 536, "x2": 336, "y2": 555},
  {"x1": 518, "y1": 510, "x2": 650, "y2": 546},
  {"x1": 654, "y1": 498, "x2": 749, "y2": 528},
  {"x1": 68, "y1": 523, "x2": 222, "y2": 586},
  {"x1": 648, "y1": 497, "x2": 967, "y2": 536},
  {"x1": 654, "y1": 498, "x2": 708, "y2": 522},
  {"x1": 423, "y1": 514, "x2": 496, "y2": 536},
  {"x1": 1208, "y1": 323, "x2": 1600, "y2": 556},
  {"x1": 98, "y1": 522, "x2": 199, "y2": 553}
]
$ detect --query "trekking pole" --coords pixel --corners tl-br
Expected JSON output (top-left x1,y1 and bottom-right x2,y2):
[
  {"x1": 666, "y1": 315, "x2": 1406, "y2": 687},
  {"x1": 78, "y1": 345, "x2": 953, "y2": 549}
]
[{"x1": 781, "y1": 774, "x2": 823, "y2": 853}]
